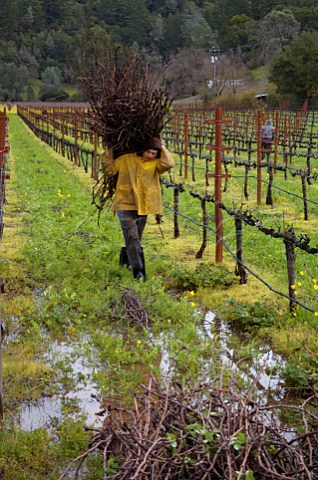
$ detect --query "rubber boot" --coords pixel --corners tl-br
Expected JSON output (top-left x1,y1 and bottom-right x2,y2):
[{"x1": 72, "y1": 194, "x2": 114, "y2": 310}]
[
  {"x1": 132, "y1": 247, "x2": 146, "y2": 281},
  {"x1": 119, "y1": 247, "x2": 130, "y2": 268}
]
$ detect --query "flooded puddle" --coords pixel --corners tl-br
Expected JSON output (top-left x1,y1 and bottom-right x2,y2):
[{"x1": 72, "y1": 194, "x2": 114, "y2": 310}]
[
  {"x1": 158, "y1": 310, "x2": 287, "y2": 401},
  {"x1": 203, "y1": 311, "x2": 287, "y2": 400},
  {"x1": 17, "y1": 311, "x2": 288, "y2": 431},
  {"x1": 18, "y1": 339, "x2": 102, "y2": 431}
]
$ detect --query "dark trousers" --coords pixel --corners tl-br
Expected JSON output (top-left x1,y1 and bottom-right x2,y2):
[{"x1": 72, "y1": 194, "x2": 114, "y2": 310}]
[
  {"x1": 117, "y1": 210, "x2": 147, "y2": 278},
  {"x1": 261, "y1": 140, "x2": 272, "y2": 159}
]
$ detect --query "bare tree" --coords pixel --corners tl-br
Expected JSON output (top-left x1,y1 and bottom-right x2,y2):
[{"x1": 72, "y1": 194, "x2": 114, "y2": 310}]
[
  {"x1": 206, "y1": 51, "x2": 252, "y2": 96},
  {"x1": 165, "y1": 48, "x2": 211, "y2": 98}
]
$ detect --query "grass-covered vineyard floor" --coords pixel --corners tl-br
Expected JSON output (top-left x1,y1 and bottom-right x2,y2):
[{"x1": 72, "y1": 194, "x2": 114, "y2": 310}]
[{"x1": 1, "y1": 114, "x2": 318, "y2": 478}]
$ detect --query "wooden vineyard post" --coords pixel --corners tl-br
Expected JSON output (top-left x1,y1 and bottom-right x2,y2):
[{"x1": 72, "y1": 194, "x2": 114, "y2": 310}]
[
  {"x1": 61, "y1": 116, "x2": 65, "y2": 157},
  {"x1": 257, "y1": 110, "x2": 262, "y2": 206},
  {"x1": 234, "y1": 212, "x2": 248, "y2": 284},
  {"x1": 0, "y1": 323, "x2": 4, "y2": 421},
  {"x1": 73, "y1": 113, "x2": 79, "y2": 166},
  {"x1": 53, "y1": 109, "x2": 56, "y2": 138},
  {"x1": 172, "y1": 183, "x2": 185, "y2": 239},
  {"x1": 307, "y1": 143, "x2": 313, "y2": 181},
  {"x1": 206, "y1": 107, "x2": 231, "y2": 263},
  {"x1": 233, "y1": 114, "x2": 237, "y2": 160},
  {"x1": 0, "y1": 111, "x2": 8, "y2": 422},
  {"x1": 173, "y1": 187, "x2": 180, "y2": 239},
  {"x1": 301, "y1": 174, "x2": 308, "y2": 221},
  {"x1": 284, "y1": 229, "x2": 297, "y2": 312},
  {"x1": 190, "y1": 143, "x2": 196, "y2": 182},
  {"x1": 283, "y1": 116, "x2": 287, "y2": 180},
  {"x1": 46, "y1": 109, "x2": 49, "y2": 138},
  {"x1": 266, "y1": 165, "x2": 274, "y2": 207},
  {"x1": 195, "y1": 196, "x2": 207, "y2": 259},
  {"x1": 93, "y1": 131, "x2": 99, "y2": 180},
  {"x1": 41, "y1": 111, "x2": 44, "y2": 140},
  {"x1": 189, "y1": 191, "x2": 209, "y2": 259},
  {"x1": 184, "y1": 112, "x2": 189, "y2": 180},
  {"x1": 0, "y1": 111, "x2": 10, "y2": 239},
  {"x1": 162, "y1": 181, "x2": 184, "y2": 239},
  {"x1": 274, "y1": 111, "x2": 278, "y2": 171}
]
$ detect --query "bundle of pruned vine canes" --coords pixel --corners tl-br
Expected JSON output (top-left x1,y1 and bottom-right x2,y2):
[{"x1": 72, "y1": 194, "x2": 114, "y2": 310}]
[
  {"x1": 81, "y1": 48, "x2": 172, "y2": 211},
  {"x1": 59, "y1": 374, "x2": 318, "y2": 479}
]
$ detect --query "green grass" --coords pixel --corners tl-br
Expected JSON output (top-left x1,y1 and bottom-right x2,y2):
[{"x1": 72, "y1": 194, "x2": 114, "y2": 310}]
[
  {"x1": 2, "y1": 113, "x2": 318, "y2": 477},
  {"x1": 30, "y1": 79, "x2": 81, "y2": 101}
]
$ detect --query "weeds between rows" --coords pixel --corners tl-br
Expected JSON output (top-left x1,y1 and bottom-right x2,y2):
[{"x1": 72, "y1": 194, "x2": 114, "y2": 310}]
[{"x1": 1, "y1": 115, "x2": 318, "y2": 478}]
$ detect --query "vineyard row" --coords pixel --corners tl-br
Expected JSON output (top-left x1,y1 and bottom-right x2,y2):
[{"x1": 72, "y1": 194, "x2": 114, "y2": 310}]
[
  {"x1": 0, "y1": 110, "x2": 9, "y2": 241},
  {"x1": 16, "y1": 105, "x2": 318, "y2": 313}
]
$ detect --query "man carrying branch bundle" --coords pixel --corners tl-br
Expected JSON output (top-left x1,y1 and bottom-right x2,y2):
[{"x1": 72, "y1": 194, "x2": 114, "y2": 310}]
[{"x1": 101, "y1": 137, "x2": 174, "y2": 281}]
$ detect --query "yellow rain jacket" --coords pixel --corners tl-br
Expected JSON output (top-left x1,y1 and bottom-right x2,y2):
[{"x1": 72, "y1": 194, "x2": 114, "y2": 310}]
[{"x1": 101, "y1": 145, "x2": 174, "y2": 215}]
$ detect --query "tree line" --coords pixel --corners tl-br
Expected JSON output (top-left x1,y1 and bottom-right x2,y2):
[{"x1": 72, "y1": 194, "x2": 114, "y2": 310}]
[{"x1": 0, "y1": 0, "x2": 318, "y2": 102}]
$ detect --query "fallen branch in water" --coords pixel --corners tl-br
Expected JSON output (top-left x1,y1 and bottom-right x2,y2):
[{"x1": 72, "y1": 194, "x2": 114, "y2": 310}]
[{"x1": 59, "y1": 373, "x2": 318, "y2": 479}]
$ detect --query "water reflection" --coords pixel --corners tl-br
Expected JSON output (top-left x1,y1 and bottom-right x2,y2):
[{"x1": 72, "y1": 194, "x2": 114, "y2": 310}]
[
  {"x1": 18, "y1": 339, "x2": 101, "y2": 431},
  {"x1": 16, "y1": 311, "x2": 290, "y2": 431},
  {"x1": 202, "y1": 310, "x2": 287, "y2": 401}
]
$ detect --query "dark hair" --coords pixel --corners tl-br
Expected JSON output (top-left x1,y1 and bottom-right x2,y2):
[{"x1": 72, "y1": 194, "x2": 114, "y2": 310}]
[{"x1": 137, "y1": 136, "x2": 162, "y2": 158}]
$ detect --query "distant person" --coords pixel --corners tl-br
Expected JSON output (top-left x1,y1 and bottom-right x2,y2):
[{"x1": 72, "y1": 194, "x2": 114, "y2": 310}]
[
  {"x1": 101, "y1": 137, "x2": 174, "y2": 281},
  {"x1": 261, "y1": 119, "x2": 275, "y2": 159}
]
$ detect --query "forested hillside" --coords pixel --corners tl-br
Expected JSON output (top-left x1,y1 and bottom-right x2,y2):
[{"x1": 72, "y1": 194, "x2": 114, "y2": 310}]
[{"x1": 1, "y1": 0, "x2": 318, "y2": 101}]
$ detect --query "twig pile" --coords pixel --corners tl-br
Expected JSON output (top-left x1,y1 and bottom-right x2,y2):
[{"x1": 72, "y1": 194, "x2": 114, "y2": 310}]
[
  {"x1": 59, "y1": 375, "x2": 318, "y2": 479},
  {"x1": 83, "y1": 50, "x2": 172, "y2": 155},
  {"x1": 81, "y1": 49, "x2": 172, "y2": 211},
  {"x1": 109, "y1": 288, "x2": 150, "y2": 327}
]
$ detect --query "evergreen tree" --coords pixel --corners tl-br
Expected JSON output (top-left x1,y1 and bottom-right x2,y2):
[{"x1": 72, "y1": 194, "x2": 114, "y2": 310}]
[
  {"x1": 0, "y1": 62, "x2": 30, "y2": 100},
  {"x1": 269, "y1": 31, "x2": 318, "y2": 101},
  {"x1": 16, "y1": 0, "x2": 45, "y2": 32},
  {"x1": 251, "y1": 0, "x2": 277, "y2": 19},
  {"x1": 0, "y1": 0, "x2": 19, "y2": 39},
  {"x1": 221, "y1": 14, "x2": 254, "y2": 50},
  {"x1": 0, "y1": 0, "x2": 318, "y2": 99},
  {"x1": 0, "y1": 40, "x2": 20, "y2": 64},
  {"x1": 213, "y1": 0, "x2": 252, "y2": 18},
  {"x1": 181, "y1": 2, "x2": 217, "y2": 49},
  {"x1": 97, "y1": 0, "x2": 151, "y2": 46},
  {"x1": 203, "y1": 2, "x2": 218, "y2": 32},
  {"x1": 162, "y1": 11, "x2": 184, "y2": 56},
  {"x1": 42, "y1": 0, "x2": 72, "y2": 26},
  {"x1": 260, "y1": 9, "x2": 300, "y2": 61},
  {"x1": 40, "y1": 66, "x2": 63, "y2": 100},
  {"x1": 149, "y1": 14, "x2": 165, "y2": 54},
  {"x1": 290, "y1": 6, "x2": 318, "y2": 31},
  {"x1": 120, "y1": 0, "x2": 151, "y2": 46}
]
